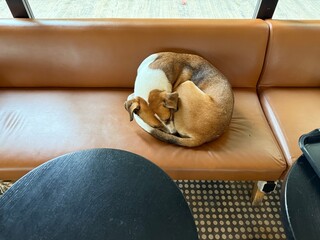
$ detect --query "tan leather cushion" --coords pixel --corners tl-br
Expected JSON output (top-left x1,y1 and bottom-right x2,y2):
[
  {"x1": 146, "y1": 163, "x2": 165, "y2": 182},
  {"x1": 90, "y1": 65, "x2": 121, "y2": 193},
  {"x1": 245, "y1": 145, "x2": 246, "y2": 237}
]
[
  {"x1": 0, "y1": 88, "x2": 286, "y2": 181},
  {"x1": 258, "y1": 20, "x2": 320, "y2": 167},
  {"x1": 260, "y1": 88, "x2": 320, "y2": 166},
  {"x1": 0, "y1": 19, "x2": 268, "y2": 88},
  {"x1": 259, "y1": 20, "x2": 320, "y2": 88}
]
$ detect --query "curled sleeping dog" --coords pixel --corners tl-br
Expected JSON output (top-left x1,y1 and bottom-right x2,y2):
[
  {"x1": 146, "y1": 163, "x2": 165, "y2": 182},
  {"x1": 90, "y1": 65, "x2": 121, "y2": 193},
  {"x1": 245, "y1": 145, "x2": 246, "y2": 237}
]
[
  {"x1": 124, "y1": 52, "x2": 234, "y2": 147},
  {"x1": 125, "y1": 53, "x2": 178, "y2": 134}
]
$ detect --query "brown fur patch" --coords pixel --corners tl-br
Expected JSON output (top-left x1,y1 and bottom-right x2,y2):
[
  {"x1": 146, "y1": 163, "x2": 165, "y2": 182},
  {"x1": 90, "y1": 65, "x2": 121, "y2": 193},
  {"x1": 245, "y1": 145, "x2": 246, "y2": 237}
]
[
  {"x1": 148, "y1": 90, "x2": 172, "y2": 122},
  {"x1": 135, "y1": 52, "x2": 234, "y2": 147},
  {"x1": 149, "y1": 52, "x2": 219, "y2": 90}
]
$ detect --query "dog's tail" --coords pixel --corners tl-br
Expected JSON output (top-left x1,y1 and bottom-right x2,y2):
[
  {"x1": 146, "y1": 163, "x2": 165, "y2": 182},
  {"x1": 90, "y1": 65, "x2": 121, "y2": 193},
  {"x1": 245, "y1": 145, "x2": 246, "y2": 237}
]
[
  {"x1": 150, "y1": 128, "x2": 202, "y2": 147},
  {"x1": 134, "y1": 114, "x2": 206, "y2": 147}
]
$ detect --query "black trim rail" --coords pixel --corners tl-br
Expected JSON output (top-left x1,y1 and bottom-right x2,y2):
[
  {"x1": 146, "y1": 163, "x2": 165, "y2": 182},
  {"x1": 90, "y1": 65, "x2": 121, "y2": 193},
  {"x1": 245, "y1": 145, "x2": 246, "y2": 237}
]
[
  {"x1": 6, "y1": 0, "x2": 34, "y2": 18},
  {"x1": 253, "y1": 0, "x2": 279, "y2": 20}
]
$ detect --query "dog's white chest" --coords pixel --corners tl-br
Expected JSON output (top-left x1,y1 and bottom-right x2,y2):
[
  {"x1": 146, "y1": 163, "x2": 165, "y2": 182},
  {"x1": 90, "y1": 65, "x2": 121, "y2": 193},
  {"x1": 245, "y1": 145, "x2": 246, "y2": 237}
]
[{"x1": 134, "y1": 54, "x2": 172, "y2": 101}]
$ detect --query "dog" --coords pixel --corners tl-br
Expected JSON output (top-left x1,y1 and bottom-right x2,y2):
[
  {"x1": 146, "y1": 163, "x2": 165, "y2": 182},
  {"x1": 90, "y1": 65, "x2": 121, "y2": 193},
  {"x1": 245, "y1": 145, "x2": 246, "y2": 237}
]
[
  {"x1": 124, "y1": 53, "x2": 178, "y2": 134},
  {"x1": 124, "y1": 52, "x2": 234, "y2": 147}
]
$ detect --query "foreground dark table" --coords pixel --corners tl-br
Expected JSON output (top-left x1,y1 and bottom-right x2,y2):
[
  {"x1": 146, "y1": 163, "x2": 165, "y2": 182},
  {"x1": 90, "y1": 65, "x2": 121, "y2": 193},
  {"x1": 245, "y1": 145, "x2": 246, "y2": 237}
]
[
  {"x1": 0, "y1": 148, "x2": 198, "y2": 240},
  {"x1": 281, "y1": 155, "x2": 320, "y2": 240}
]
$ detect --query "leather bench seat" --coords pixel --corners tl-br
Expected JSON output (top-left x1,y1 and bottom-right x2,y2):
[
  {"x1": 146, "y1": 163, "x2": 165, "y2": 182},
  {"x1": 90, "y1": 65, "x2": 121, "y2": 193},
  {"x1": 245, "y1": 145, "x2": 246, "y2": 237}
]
[
  {"x1": 259, "y1": 20, "x2": 320, "y2": 168},
  {"x1": 1, "y1": 19, "x2": 289, "y2": 181},
  {"x1": 259, "y1": 88, "x2": 320, "y2": 167},
  {"x1": 0, "y1": 87, "x2": 286, "y2": 180}
]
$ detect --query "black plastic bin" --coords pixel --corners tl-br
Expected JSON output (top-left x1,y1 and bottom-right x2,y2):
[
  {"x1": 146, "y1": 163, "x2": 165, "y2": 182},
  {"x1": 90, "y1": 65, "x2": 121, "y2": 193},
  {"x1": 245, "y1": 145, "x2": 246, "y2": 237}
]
[{"x1": 281, "y1": 129, "x2": 320, "y2": 240}]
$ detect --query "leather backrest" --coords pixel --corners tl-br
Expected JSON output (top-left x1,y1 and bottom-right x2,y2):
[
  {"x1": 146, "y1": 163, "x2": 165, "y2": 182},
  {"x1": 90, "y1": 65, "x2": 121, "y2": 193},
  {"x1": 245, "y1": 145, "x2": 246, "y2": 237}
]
[
  {"x1": 0, "y1": 19, "x2": 269, "y2": 88},
  {"x1": 259, "y1": 20, "x2": 320, "y2": 88}
]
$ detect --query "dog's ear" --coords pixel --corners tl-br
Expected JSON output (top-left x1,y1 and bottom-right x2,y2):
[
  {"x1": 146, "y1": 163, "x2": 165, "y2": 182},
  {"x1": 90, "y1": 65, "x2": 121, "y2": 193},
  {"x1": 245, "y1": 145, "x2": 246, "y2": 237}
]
[
  {"x1": 124, "y1": 99, "x2": 140, "y2": 121},
  {"x1": 164, "y1": 92, "x2": 179, "y2": 111}
]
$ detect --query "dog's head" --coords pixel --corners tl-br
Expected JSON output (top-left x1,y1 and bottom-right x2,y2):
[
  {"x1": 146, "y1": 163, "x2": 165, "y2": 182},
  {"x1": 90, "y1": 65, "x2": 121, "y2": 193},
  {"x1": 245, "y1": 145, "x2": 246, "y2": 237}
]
[
  {"x1": 124, "y1": 96, "x2": 169, "y2": 132},
  {"x1": 148, "y1": 89, "x2": 179, "y2": 134}
]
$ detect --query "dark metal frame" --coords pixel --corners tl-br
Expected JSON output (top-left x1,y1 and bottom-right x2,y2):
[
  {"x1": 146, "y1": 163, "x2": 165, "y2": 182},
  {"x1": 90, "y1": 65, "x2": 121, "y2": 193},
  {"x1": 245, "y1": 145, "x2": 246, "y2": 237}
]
[
  {"x1": 5, "y1": 0, "x2": 34, "y2": 18},
  {"x1": 253, "y1": 0, "x2": 279, "y2": 20},
  {"x1": 5, "y1": 0, "x2": 278, "y2": 20}
]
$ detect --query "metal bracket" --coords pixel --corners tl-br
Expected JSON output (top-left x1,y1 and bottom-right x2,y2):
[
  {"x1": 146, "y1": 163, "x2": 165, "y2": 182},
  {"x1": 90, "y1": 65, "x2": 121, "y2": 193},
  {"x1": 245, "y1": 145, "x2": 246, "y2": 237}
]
[{"x1": 257, "y1": 181, "x2": 277, "y2": 193}]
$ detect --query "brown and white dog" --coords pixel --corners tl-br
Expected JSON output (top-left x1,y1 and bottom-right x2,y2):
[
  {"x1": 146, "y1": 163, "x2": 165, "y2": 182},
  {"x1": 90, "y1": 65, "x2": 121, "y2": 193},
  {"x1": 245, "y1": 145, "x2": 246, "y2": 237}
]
[{"x1": 124, "y1": 52, "x2": 234, "y2": 147}]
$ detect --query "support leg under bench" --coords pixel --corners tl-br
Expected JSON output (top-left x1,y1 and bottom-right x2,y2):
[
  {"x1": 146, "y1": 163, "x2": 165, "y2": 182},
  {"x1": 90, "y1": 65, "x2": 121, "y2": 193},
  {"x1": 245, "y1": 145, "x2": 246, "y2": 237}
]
[{"x1": 251, "y1": 181, "x2": 277, "y2": 206}]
